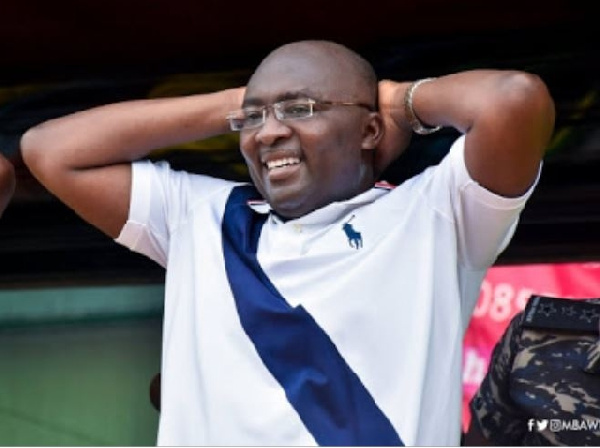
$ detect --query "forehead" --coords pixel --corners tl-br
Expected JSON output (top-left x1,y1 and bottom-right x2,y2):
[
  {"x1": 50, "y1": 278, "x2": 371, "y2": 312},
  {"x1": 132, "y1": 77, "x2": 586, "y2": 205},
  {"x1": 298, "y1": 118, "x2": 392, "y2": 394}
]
[{"x1": 245, "y1": 48, "x2": 360, "y2": 103}]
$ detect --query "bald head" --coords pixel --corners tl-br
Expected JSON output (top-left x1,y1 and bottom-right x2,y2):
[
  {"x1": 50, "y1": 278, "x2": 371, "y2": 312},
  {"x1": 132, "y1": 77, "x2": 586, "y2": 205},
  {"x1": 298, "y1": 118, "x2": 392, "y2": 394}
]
[{"x1": 247, "y1": 40, "x2": 378, "y2": 107}]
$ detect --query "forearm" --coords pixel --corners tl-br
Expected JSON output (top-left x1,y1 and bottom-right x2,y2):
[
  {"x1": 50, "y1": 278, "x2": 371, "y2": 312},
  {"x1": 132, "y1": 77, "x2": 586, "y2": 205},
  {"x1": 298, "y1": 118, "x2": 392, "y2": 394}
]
[
  {"x1": 392, "y1": 70, "x2": 555, "y2": 196},
  {"x1": 21, "y1": 87, "x2": 244, "y2": 171},
  {"x1": 19, "y1": 87, "x2": 244, "y2": 238},
  {"x1": 0, "y1": 154, "x2": 15, "y2": 216},
  {"x1": 407, "y1": 70, "x2": 554, "y2": 141}
]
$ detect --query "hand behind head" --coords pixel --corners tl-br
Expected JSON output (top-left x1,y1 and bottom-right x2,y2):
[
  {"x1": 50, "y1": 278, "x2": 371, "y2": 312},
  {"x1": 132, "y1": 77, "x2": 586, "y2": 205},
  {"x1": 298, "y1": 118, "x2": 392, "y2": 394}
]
[{"x1": 375, "y1": 80, "x2": 413, "y2": 177}]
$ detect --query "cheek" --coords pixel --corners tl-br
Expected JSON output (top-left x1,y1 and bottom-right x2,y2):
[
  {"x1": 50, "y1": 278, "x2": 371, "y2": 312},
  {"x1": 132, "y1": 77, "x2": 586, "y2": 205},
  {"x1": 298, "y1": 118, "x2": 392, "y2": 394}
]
[
  {"x1": 300, "y1": 121, "x2": 349, "y2": 154},
  {"x1": 239, "y1": 134, "x2": 254, "y2": 159},
  {"x1": 309, "y1": 127, "x2": 363, "y2": 169},
  {"x1": 239, "y1": 135, "x2": 261, "y2": 171},
  {"x1": 238, "y1": 137, "x2": 264, "y2": 187},
  {"x1": 323, "y1": 133, "x2": 368, "y2": 187}
]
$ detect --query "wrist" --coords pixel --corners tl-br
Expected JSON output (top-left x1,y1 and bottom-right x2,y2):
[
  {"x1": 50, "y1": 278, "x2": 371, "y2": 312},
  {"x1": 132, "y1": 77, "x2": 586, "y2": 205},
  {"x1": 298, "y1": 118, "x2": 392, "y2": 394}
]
[
  {"x1": 403, "y1": 78, "x2": 442, "y2": 135},
  {"x1": 229, "y1": 86, "x2": 246, "y2": 108}
]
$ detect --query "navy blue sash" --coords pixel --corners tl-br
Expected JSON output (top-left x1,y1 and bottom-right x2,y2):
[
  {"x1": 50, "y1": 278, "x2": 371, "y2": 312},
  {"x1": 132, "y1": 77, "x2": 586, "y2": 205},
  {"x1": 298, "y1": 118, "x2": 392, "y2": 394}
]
[{"x1": 221, "y1": 185, "x2": 403, "y2": 446}]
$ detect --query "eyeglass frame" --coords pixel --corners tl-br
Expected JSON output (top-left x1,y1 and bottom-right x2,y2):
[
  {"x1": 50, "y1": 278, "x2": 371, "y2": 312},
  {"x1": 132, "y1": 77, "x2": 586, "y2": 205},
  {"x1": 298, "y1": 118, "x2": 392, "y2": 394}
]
[{"x1": 226, "y1": 97, "x2": 376, "y2": 131}]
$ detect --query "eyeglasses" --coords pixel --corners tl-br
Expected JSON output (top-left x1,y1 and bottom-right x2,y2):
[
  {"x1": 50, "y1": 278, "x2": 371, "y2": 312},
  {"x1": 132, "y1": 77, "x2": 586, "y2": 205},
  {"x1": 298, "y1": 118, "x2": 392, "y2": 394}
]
[{"x1": 226, "y1": 98, "x2": 375, "y2": 131}]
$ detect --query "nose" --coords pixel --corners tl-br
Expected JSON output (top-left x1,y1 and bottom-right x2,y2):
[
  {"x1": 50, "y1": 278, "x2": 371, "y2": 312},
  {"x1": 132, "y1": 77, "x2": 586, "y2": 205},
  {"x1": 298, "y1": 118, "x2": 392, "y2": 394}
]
[{"x1": 254, "y1": 110, "x2": 292, "y2": 146}]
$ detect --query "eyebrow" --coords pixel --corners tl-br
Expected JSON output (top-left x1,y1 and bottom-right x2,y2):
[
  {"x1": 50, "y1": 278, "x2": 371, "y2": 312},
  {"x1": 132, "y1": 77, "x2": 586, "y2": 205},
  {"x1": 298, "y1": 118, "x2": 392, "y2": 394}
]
[{"x1": 242, "y1": 89, "x2": 320, "y2": 108}]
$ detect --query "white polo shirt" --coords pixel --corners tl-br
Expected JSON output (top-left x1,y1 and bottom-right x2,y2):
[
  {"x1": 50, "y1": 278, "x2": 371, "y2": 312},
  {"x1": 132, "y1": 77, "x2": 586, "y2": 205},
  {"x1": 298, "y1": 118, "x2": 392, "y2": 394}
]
[{"x1": 116, "y1": 135, "x2": 537, "y2": 446}]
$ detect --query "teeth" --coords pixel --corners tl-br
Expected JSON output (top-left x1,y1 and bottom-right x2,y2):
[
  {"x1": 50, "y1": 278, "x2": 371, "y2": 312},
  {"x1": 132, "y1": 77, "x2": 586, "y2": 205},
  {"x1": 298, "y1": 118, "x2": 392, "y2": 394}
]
[{"x1": 266, "y1": 157, "x2": 300, "y2": 170}]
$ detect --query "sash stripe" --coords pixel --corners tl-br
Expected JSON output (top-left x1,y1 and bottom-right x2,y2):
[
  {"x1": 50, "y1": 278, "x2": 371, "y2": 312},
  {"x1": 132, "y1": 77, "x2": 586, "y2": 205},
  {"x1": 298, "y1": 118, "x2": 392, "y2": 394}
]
[{"x1": 221, "y1": 185, "x2": 403, "y2": 446}]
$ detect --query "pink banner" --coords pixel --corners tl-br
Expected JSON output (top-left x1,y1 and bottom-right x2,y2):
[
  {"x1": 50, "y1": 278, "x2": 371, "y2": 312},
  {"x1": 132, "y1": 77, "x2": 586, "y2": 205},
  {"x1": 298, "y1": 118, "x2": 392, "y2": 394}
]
[{"x1": 462, "y1": 262, "x2": 600, "y2": 431}]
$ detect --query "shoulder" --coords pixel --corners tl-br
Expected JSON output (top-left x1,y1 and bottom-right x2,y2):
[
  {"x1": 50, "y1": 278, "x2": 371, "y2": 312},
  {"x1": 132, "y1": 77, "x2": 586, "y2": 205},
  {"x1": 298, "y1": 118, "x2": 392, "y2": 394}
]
[
  {"x1": 494, "y1": 296, "x2": 600, "y2": 382},
  {"x1": 474, "y1": 296, "x2": 600, "y2": 445},
  {"x1": 512, "y1": 295, "x2": 600, "y2": 380},
  {"x1": 132, "y1": 159, "x2": 241, "y2": 204}
]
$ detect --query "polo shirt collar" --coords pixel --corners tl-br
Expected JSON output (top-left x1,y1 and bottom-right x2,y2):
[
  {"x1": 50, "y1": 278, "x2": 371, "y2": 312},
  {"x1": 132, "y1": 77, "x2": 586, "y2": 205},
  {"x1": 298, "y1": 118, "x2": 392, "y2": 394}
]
[{"x1": 247, "y1": 185, "x2": 389, "y2": 226}]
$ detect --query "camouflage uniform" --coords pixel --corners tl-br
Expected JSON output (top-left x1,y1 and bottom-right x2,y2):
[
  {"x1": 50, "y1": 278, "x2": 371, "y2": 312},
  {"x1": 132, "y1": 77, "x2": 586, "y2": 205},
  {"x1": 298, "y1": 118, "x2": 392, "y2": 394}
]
[{"x1": 470, "y1": 296, "x2": 600, "y2": 445}]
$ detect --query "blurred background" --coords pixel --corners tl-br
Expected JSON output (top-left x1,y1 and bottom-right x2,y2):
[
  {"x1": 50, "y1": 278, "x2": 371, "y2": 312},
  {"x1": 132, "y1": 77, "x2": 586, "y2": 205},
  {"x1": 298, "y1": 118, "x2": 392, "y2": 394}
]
[{"x1": 0, "y1": 0, "x2": 597, "y2": 444}]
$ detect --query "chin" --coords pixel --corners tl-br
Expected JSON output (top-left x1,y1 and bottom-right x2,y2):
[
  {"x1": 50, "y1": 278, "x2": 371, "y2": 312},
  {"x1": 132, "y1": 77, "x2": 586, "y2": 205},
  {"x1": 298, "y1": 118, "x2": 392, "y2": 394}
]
[
  {"x1": 266, "y1": 187, "x2": 312, "y2": 219},
  {"x1": 270, "y1": 195, "x2": 316, "y2": 219},
  {"x1": 271, "y1": 203, "x2": 306, "y2": 220}
]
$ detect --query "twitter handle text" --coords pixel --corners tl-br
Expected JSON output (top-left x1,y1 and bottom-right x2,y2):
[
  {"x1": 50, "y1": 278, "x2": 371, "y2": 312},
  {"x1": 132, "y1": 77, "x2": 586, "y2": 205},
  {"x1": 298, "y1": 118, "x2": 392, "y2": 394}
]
[{"x1": 528, "y1": 418, "x2": 600, "y2": 433}]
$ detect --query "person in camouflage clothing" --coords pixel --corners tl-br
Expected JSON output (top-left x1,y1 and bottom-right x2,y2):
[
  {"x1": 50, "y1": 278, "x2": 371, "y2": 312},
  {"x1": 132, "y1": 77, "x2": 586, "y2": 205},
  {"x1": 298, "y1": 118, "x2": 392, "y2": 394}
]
[{"x1": 466, "y1": 295, "x2": 600, "y2": 446}]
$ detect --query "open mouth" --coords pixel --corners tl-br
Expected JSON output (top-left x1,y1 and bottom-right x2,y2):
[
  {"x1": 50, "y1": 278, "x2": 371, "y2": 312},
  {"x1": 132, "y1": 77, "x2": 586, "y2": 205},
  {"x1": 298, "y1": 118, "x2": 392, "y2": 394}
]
[{"x1": 265, "y1": 157, "x2": 301, "y2": 171}]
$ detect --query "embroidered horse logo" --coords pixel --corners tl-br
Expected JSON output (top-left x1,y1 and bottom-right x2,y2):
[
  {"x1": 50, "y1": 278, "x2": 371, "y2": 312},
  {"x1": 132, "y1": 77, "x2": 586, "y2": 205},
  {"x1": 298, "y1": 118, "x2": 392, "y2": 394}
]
[{"x1": 342, "y1": 216, "x2": 362, "y2": 249}]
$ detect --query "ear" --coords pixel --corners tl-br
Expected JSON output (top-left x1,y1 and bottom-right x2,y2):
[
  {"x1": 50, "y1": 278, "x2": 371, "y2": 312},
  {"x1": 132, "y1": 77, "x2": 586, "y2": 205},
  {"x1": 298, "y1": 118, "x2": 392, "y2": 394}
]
[{"x1": 361, "y1": 112, "x2": 384, "y2": 151}]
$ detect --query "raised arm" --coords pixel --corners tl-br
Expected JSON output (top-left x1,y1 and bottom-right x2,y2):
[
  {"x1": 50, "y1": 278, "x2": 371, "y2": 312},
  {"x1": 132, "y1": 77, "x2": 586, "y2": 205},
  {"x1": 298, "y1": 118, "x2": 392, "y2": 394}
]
[
  {"x1": 0, "y1": 153, "x2": 16, "y2": 217},
  {"x1": 377, "y1": 70, "x2": 555, "y2": 196},
  {"x1": 21, "y1": 87, "x2": 244, "y2": 238}
]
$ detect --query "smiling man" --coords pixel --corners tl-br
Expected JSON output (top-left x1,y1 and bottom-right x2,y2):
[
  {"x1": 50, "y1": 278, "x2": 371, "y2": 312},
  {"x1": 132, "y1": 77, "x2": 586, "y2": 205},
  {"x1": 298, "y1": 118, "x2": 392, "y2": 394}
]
[
  {"x1": 237, "y1": 43, "x2": 381, "y2": 219},
  {"x1": 21, "y1": 40, "x2": 555, "y2": 446}
]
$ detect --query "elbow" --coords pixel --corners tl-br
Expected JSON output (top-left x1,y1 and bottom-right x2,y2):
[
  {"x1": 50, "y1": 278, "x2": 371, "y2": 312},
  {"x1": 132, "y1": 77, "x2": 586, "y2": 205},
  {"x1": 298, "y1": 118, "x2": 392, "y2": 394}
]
[
  {"x1": 507, "y1": 72, "x2": 555, "y2": 127},
  {"x1": 20, "y1": 124, "x2": 55, "y2": 179},
  {"x1": 20, "y1": 126, "x2": 42, "y2": 169},
  {"x1": 0, "y1": 155, "x2": 16, "y2": 214},
  {"x1": 0, "y1": 153, "x2": 15, "y2": 178},
  {"x1": 498, "y1": 72, "x2": 556, "y2": 153}
]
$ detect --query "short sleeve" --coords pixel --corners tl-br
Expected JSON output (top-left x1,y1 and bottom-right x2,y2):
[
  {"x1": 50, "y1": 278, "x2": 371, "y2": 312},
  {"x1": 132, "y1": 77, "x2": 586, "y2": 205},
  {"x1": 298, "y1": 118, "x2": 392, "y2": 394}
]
[
  {"x1": 443, "y1": 135, "x2": 541, "y2": 270},
  {"x1": 115, "y1": 160, "x2": 236, "y2": 267}
]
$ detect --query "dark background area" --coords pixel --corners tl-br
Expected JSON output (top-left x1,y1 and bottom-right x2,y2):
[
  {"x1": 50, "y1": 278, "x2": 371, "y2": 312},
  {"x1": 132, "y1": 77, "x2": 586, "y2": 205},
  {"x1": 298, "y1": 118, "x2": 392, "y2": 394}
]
[{"x1": 0, "y1": 1, "x2": 598, "y2": 286}]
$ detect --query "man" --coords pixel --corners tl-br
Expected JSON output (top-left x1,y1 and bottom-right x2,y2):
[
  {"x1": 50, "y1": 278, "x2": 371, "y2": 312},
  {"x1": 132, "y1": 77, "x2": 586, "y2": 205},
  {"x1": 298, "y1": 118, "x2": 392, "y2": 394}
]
[
  {"x1": 0, "y1": 153, "x2": 15, "y2": 217},
  {"x1": 20, "y1": 40, "x2": 555, "y2": 446}
]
